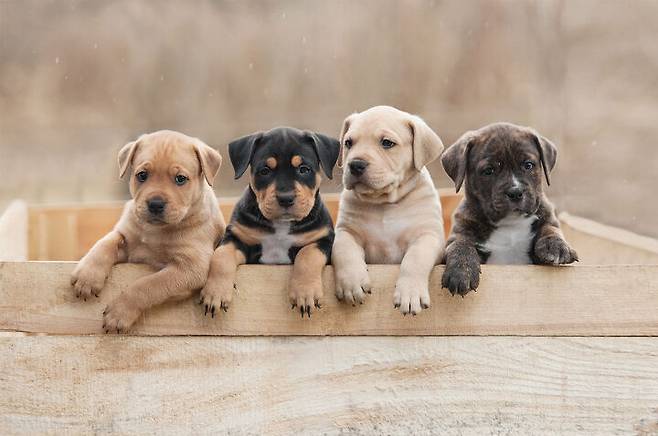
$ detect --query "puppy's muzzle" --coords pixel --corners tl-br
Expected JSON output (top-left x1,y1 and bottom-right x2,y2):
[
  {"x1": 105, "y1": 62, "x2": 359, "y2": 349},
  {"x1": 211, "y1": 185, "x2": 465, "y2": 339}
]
[
  {"x1": 348, "y1": 159, "x2": 369, "y2": 177},
  {"x1": 276, "y1": 192, "x2": 295, "y2": 208},
  {"x1": 506, "y1": 187, "x2": 524, "y2": 203},
  {"x1": 147, "y1": 196, "x2": 167, "y2": 216}
]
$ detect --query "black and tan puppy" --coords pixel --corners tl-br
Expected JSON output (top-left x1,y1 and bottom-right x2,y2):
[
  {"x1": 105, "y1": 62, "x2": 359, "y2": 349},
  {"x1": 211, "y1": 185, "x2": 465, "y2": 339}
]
[
  {"x1": 199, "y1": 127, "x2": 340, "y2": 317},
  {"x1": 441, "y1": 122, "x2": 578, "y2": 296}
]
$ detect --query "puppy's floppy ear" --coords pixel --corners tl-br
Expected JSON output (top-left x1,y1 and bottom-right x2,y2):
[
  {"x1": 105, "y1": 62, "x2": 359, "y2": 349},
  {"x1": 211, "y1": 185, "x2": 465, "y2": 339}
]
[
  {"x1": 193, "y1": 139, "x2": 222, "y2": 186},
  {"x1": 118, "y1": 136, "x2": 142, "y2": 179},
  {"x1": 337, "y1": 113, "x2": 356, "y2": 168},
  {"x1": 304, "y1": 131, "x2": 340, "y2": 179},
  {"x1": 228, "y1": 132, "x2": 262, "y2": 179},
  {"x1": 441, "y1": 131, "x2": 476, "y2": 193},
  {"x1": 409, "y1": 115, "x2": 444, "y2": 171},
  {"x1": 530, "y1": 132, "x2": 558, "y2": 186}
]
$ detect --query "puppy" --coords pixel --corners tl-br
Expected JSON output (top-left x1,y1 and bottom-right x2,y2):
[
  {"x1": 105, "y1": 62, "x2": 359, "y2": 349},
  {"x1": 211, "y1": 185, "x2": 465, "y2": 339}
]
[
  {"x1": 199, "y1": 127, "x2": 340, "y2": 318},
  {"x1": 71, "y1": 130, "x2": 225, "y2": 332},
  {"x1": 332, "y1": 106, "x2": 446, "y2": 315},
  {"x1": 441, "y1": 122, "x2": 578, "y2": 296}
]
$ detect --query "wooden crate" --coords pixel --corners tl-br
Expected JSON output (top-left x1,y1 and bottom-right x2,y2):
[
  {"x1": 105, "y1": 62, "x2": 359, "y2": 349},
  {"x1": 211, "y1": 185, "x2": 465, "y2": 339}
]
[{"x1": 1, "y1": 190, "x2": 657, "y2": 435}]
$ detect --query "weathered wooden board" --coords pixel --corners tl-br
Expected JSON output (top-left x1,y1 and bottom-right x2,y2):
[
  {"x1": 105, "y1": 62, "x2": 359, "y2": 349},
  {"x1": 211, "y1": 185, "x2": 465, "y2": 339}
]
[
  {"x1": 1, "y1": 335, "x2": 657, "y2": 435},
  {"x1": 0, "y1": 200, "x2": 28, "y2": 261},
  {"x1": 560, "y1": 212, "x2": 658, "y2": 265},
  {"x1": 24, "y1": 191, "x2": 461, "y2": 261},
  {"x1": 1, "y1": 262, "x2": 657, "y2": 336}
]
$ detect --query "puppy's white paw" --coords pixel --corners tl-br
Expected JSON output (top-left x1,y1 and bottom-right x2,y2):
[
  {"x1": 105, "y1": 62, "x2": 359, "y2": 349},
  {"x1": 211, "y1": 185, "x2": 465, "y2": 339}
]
[
  {"x1": 199, "y1": 278, "x2": 234, "y2": 317},
  {"x1": 393, "y1": 276, "x2": 430, "y2": 316},
  {"x1": 71, "y1": 262, "x2": 107, "y2": 300},
  {"x1": 335, "y1": 266, "x2": 372, "y2": 305}
]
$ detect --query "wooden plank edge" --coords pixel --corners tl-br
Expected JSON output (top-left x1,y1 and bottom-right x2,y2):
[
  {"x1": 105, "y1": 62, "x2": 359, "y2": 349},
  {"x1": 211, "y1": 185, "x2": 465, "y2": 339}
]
[
  {"x1": 559, "y1": 211, "x2": 658, "y2": 255},
  {"x1": 0, "y1": 200, "x2": 28, "y2": 261},
  {"x1": 0, "y1": 262, "x2": 657, "y2": 336}
]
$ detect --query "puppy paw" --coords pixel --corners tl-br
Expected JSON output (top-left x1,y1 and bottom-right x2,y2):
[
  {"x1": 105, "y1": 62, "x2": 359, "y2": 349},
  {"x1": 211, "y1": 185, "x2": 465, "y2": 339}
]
[
  {"x1": 393, "y1": 276, "x2": 430, "y2": 316},
  {"x1": 289, "y1": 278, "x2": 323, "y2": 318},
  {"x1": 534, "y1": 236, "x2": 579, "y2": 265},
  {"x1": 441, "y1": 260, "x2": 481, "y2": 296},
  {"x1": 71, "y1": 262, "x2": 107, "y2": 300},
  {"x1": 335, "y1": 266, "x2": 372, "y2": 305},
  {"x1": 199, "y1": 278, "x2": 234, "y2": 318},
  {"x1": 102, "y1": 295, "x2": 142, "y2": 334}
]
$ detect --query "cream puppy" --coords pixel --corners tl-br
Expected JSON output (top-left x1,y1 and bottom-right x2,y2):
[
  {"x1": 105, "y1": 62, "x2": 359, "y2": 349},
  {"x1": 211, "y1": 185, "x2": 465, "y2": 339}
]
[
  {"x1": 332, "y1": 106, "x2": 446, "y2": 315},
  {"x1": 70, "y1": 130, "x2": 225, "y2": 332}
]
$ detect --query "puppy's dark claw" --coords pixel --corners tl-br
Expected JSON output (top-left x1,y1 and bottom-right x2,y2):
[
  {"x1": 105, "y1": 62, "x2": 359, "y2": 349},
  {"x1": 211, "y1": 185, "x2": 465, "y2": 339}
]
[
  {"x1": 314, "y1": 300, "x2": 321, "y2": 309},
  {"x1": 291, "y1": 303, "x2": 297, "y2": 310},
  {"x1": 221, "y1": 303, "x2": 228, "y2": 313},
  {"x1": 211, "y1": 306, "x2": 215, "y2": 318},
  {"x1": 421, "y1": 303, "x2": 429, "y2": 309},
  {"x1": 204, "y1": 305, "x2": 208, "y2": 316}
]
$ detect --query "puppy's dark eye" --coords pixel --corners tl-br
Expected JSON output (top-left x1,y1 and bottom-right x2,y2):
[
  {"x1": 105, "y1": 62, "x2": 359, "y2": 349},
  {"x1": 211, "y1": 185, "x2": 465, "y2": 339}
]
[
  {"x1": 174, "y1": 175, "x2": 188, "y2": 186},
  {"x1": 481, "y1": 167, "x2": 495, "y2": 176},
  {"x1": 381, "y1": 138, "x2": 395, "y2": 149},
  {"x1": 523, "y1": 161, "x2": 535, "y2": 171},
  {"x1": 298, "y1": 164, "x2": 311, "y2": 175},
  {"x1": 136, "y1": 171, "x2": 148, "y2": 182},
  {"x1": 344, "y1": 138, "x2": 353, "y2": 149},
  {"x1": 258, "y1": 167, "x2": 271, "y2": 177}
]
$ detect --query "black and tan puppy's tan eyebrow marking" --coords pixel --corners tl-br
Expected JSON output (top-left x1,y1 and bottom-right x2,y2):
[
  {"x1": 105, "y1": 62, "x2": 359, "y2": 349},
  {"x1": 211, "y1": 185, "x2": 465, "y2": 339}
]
[
  {"x1": 291, "y1": 155, "x2": 302, "y2": 167},
  {"x1": 440, "y1": 122, "x2": 578, "y2": 296},
  {"x1": 199, "y1": 126, "x2": 340, "y2": 318}
]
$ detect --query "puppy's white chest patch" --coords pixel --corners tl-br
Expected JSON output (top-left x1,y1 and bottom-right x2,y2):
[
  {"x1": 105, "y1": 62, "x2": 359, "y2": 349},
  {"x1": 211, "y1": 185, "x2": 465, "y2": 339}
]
[
  {"x1": 260, "y1": 220, "x2": 294, "y2": 264},
  {"x1": 481, "y1": 214, "x2": 537, "y2": 264}
]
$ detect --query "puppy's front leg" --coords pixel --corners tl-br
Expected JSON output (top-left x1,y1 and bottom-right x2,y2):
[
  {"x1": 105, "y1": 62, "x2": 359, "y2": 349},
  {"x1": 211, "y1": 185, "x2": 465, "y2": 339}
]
[
  {"x1": 332, "y1": 229, "x2": 371, "y2": 305},
  {"x1": 71, "y1": 230, "x2": 126, "y2": 300},
  {"x1": 200, "y1": 242, "x2": 246, "y2": 316},
  {"x1": 395, "y1": 233, "x2": 442, "y2": 315},
  {"x1": 103, "y1": 261, "x2": 208, "y2": 333},
  {"x1": 533, "y1": 222, "x2": 578, "y2": 265},
  {"x1": 441, "y1": 237, "x2": 482, "y2": 296},
  {"x1": 289, "y1": 243, "x2": 327, "y2": 318}
]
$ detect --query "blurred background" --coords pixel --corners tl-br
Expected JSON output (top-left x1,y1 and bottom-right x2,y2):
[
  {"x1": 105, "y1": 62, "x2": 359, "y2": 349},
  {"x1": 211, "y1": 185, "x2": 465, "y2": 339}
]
[{"x1": 1, "y1": 0, "x2": 657, "y2": 237}]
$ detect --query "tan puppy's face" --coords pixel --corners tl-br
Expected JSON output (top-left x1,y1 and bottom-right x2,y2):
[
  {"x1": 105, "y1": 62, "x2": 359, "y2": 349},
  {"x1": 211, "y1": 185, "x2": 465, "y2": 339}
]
[
  {"x1": 118, "y1": 130, "x2": 222, "y2": 226},
  {"x1": 340, "y1": 106, "x2": 444, "y2": 198}
]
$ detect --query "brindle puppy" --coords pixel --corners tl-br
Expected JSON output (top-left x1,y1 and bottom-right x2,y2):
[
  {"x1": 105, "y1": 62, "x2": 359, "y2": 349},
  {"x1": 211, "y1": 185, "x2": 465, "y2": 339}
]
[
  {"x1": 199, "y1": 127, "x2": 340, "y2": 317},
  {"x1": 441, "y1": 122, "x2": 578, "y2": 296}
]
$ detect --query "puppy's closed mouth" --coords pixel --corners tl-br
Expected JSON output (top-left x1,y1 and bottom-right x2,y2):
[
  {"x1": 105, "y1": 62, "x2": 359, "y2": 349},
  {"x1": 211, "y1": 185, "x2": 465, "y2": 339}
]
[
  {"x1": 146, "y1": 216, "x2": 168, "y2": 225},
  {"x1": 351, "y1": 180, "x2": 396, "y2": 196}
]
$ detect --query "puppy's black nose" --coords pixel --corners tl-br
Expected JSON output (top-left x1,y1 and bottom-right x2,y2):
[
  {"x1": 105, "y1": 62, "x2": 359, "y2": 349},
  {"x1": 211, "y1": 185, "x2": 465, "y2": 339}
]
[
  {"x1": 147, "y1": 197, "x2": 166, "y2": 215},
  {"x1": 506, "y1": 187, "x2": 524, "y2": 202},
  {"x1": 276, "y1": 193, "x2": 295, "y2": 208},
  {"x1": 348, "y1": 159, "x2": 369, "y2": 176}
]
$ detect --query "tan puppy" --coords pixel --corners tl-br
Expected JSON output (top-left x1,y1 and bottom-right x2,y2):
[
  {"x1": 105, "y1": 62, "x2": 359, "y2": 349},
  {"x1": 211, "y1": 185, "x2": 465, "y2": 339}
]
[
  {"x1": 333, "y1": 106, "x2": 446, "y2": 315},
  {"x1": 70, "y1": 130, "x2": 225, "y2": 333}
]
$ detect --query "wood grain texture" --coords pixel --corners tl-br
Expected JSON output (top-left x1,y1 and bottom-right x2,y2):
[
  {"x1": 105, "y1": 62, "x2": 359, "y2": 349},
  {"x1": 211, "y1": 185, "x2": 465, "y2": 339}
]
[
  {"x1": 560, "y1": 212, "x2": 658, "y2": 265},
  {"x1": 1, "y1": 335, "x2": 657, "y2": 435},
  {"x1": 0, "y1": 200, "x2": 28, "y2": 261},
  {"x1": 22, "y1": 190, "x2": 461, "y2": 261},
  {"x1": 1, "y1": 262, "x2": 657, "y2": 336}
]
